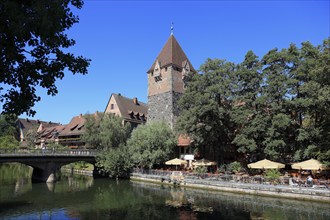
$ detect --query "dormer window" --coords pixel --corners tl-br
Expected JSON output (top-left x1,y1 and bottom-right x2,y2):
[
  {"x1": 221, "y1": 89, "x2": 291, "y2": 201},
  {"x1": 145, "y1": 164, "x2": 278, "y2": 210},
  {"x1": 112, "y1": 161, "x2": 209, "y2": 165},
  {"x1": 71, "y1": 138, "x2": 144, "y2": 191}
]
[
  {"x1": 70, "y1": 124, "x2": 79, "y2": 131},
  {"x1": 128, "y1": 111, "x2": 134, "y2": 119},
  {"x1": 154, "y1": 60, "x2": 162, "y2": 82},
  {"x1": 182, "y1": 61, "x2": 190, "y2": 78},
  {"x1": 134, "y1": 112, "x2": 140, "y2": 120}
]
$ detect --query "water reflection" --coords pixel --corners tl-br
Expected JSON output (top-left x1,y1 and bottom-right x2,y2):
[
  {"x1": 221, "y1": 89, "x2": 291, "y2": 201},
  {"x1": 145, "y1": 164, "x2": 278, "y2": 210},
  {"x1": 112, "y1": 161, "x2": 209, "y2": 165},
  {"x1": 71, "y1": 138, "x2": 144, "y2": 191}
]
[
  {"x1": 0, "y1": 163, "x2": 329, "y2": 220},
  {"x1": 132, "y1": 181, "x2": 330, "y2": 220},
  {"x1": 165, "y1": 187, "x2": 214, "y2": 214}
]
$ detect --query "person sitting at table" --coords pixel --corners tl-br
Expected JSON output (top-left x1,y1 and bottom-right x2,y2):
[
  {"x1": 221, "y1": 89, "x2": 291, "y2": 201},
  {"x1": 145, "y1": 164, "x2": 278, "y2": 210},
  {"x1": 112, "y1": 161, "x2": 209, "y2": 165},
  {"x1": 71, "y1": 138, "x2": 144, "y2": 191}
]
[{"x1": 306, "y1": 175, "x2": 313, "y2": 187}]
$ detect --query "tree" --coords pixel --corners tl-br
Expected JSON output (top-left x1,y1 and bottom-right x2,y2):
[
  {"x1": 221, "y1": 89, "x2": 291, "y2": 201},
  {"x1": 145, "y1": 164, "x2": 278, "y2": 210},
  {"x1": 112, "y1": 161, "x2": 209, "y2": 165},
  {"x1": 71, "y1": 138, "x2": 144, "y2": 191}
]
[
  {"x1": 176, "y1": 59, "x2": 237, "y2": 163},
  {"x1": 0, "y1": 135, "x2": 18, "y2": 149},
  {"x1": 96, "y1": 146, "x2": 132, "y2": 179},
  {"x1": 82, "y1": 113, "x2": 103, "y2": 149},
  {"x1": 127, "y1": 121, "x2": 176, "y2": 169},
  {"x1": 82, "y1": 113, "x2": 131, "y2": 150},
  {"x1": 0, "y1": 114, "x2": 17, "y2": 137},
  {"x1": 99, "y1": 113, "x2": 131, "y2": 151},
  {"x1": 291, "y1": 39, "x2": 330, "y2": 164},
  {"x1": 0, "y1": 114, "x2": 19, "y2": 149},
  {"x1": 177, "y1": 38, "x2": 329, "y2": 165},
  {"x1": 256, "y1": 48, "x2": 293, "y2": 160},
  {"x1": 232, "y1": 51, "x2": 265, "y2": 162},
  {"x1": 0, "y1": 0, "x2": 90, "y2": 116},
  {"x1": 24, "y1": 126, "x2": 39, "y2": 148},
  {"x1": 83, "y1": 113, "x2": 132, "y2": 179}
]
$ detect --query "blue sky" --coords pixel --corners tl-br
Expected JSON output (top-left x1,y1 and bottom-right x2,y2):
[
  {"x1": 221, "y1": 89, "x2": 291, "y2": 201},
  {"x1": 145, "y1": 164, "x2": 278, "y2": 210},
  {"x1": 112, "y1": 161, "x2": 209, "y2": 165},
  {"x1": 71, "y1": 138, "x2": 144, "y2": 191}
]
[{"x1": 19, "y1": 0, "x2": 329, "y2": 124}]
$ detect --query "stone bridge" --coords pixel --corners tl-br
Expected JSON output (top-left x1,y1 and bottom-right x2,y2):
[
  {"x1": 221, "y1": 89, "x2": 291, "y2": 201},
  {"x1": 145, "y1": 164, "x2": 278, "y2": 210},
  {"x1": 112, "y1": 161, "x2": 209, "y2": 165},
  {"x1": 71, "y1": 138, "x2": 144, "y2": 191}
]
[{"x1": 0, "y1": 149, "x2": 99, "y2": 183}]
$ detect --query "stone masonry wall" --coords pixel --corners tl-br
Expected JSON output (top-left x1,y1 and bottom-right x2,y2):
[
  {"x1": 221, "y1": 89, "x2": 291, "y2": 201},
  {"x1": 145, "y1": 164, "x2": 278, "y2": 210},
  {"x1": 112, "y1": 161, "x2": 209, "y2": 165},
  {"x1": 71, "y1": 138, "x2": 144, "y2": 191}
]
[{"x1": 148, "y1": 91, "x2": 182, "y2": 129}]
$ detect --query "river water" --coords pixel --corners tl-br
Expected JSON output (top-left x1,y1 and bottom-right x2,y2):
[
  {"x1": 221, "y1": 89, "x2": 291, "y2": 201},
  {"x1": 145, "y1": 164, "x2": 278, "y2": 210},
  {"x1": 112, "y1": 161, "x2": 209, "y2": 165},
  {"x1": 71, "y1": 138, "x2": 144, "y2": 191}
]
[{"x1": 0, "y1": 163, "x2": 329, "y2": 220}]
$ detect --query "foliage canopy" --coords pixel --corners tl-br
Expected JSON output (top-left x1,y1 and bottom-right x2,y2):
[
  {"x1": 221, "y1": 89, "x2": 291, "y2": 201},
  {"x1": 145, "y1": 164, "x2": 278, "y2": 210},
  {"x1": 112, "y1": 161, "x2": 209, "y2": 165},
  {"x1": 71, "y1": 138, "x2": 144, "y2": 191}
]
[
  {"x1": 127, "y1": 121, "x2": 176, "y2": 169},
  {"x1": 0, "y1": 0, "x2": 90, "y2": 116},
  {"x1": 177, "y1": 38, "x2": 330, "y2": 165}
]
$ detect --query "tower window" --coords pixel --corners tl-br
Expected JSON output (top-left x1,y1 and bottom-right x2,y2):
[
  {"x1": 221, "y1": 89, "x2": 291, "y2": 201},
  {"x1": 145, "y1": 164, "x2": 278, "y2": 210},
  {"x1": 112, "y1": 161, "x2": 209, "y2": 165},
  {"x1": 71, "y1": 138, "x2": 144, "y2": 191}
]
[
  {"x1": 155, "y1": 75, "x2": 162, "y2": 82},
  {"x1": 110, "y1": 104, "x2": 114, "y2": 109}
]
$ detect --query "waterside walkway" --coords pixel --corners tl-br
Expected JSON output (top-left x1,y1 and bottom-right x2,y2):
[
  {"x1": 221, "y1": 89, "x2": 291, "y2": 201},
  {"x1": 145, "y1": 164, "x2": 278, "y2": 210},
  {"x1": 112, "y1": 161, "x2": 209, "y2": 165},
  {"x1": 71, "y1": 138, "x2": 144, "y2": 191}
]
[{"x1": 130, "y1": 169, "x2": 330, "y2": 203}]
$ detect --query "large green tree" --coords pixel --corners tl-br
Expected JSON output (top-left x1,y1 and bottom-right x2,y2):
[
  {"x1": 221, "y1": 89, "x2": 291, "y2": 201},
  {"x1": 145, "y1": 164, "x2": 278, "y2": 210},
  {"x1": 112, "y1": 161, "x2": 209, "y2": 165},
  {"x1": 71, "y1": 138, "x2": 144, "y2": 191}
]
[
  {"x1": 231, "y1": 51, "x2": 265, "y2": 163},
  {"x1": 0, "y1": 0, "x2": 90, "y2": 116},
  {"x1": 177, "y1": 39, "x2": 329, "y2": 165},
  {"x1": 290, "y1": 39, "x2": 330, "y2": 163},
  {"x1": 127, "y1": 121, "x2": 176, "y2": 169},
  {"x1": 176, "y1": 59, "x2": 237, "y2": 163},
  {"x1": 83, "y1": 113, "x2": 131, "y2": 151},
  {"x1": 84, "y1": 113, "x2": 132, "y2": 179},
  {"x1": 96, "y1": 146, "x2": 132, "y2": 179}
]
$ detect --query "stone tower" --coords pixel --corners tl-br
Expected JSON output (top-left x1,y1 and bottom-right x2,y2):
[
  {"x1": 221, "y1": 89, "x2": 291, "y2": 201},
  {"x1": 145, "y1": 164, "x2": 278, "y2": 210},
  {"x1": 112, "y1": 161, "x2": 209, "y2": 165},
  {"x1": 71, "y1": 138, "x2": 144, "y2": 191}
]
[{"x1": 147, "y1": 34, "x2": 195, "y2": 129}]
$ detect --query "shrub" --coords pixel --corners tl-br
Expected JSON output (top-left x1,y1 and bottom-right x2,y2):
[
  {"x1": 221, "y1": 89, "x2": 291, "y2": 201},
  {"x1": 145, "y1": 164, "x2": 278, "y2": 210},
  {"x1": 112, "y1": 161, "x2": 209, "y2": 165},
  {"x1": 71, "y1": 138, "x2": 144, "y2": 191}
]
[
  {"x1": 218, "y1": 164, "x2": 226, "y2": 173},
  {"x1": 228, "y1": 161, "x2": 242, "y2": 173},
  {"x1": 264, "y1": 169, "x2": 281, "y2": 184},
  {"x1": 194, "y1": 166, "x2": 208, "y2": 176}
]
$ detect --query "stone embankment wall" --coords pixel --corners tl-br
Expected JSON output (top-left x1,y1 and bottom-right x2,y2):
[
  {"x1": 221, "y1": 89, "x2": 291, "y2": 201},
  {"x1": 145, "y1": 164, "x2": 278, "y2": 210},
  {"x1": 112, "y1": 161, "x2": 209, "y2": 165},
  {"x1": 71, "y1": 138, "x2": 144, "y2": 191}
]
[
  {"x1": 61, "y1": 168, "x2": 93, "y2": 176},
  {"x1": 130, "y1": 172, "x2": 330, "y2": 203}
]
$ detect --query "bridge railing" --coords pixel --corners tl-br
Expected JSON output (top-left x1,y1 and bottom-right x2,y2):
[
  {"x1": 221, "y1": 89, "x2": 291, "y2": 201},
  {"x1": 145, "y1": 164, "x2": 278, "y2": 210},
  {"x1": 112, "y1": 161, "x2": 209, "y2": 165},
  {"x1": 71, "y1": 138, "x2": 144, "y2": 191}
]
[{"x1": 0, "y1": 148, "x2": 99, "y2": 156}]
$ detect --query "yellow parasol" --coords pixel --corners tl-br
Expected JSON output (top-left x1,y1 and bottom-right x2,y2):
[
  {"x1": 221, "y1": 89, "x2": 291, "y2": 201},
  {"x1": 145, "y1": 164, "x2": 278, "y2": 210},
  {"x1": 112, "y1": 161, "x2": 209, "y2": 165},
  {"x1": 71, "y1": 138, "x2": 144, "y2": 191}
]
[
  {"x1": 248, "y1": 159, "x2": 285, "y2": 169},
  {"x1": 165, "y1": 158, "x2": 188, "y2": 166},
  {"x1": 291, "y1": 159, "x2": 328, "y2": 170}
]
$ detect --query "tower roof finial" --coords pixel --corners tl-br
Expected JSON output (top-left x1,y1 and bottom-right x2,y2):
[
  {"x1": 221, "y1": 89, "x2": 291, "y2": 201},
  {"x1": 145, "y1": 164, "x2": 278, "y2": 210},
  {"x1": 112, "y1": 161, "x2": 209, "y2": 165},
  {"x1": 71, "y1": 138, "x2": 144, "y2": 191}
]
[{"x1": 171, "y1": 22, "x2": 174, "y2": 35}]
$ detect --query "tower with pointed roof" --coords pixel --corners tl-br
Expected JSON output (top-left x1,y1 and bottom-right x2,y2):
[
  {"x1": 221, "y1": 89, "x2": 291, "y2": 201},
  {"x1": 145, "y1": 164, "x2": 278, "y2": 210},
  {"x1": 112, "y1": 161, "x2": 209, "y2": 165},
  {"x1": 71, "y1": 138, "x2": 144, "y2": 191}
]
[{"x1": 147, "y1": 34, "x2": 195, "y2": 129}]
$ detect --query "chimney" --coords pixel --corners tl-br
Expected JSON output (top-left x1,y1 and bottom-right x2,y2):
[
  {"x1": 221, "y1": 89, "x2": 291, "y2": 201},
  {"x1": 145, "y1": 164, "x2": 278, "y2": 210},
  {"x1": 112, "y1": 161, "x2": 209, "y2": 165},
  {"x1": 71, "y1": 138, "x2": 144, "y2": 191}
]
[
  {"x1": 133, "y1": 97, "x2": 138, "y2": 105},
  {"x1": 79, "y1": 114, "x2": 83, "y2": 118}
]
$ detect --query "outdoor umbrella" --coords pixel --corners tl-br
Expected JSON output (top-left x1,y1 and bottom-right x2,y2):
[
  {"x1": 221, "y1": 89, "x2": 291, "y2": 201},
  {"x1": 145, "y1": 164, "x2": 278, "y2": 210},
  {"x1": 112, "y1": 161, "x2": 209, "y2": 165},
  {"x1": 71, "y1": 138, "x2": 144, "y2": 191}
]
[
  {"x1": 165, "y1": 158, "x2": 188, "y2": 165},
  {"x1": 291, "y1": 159, "x2": 328, "y2": 170},
  {"x1": 247, "y1": 159, "x2": 285, "y2": 169},
  {"x1": 192, "y1": 158, "x2": 217, "y2": 166}
]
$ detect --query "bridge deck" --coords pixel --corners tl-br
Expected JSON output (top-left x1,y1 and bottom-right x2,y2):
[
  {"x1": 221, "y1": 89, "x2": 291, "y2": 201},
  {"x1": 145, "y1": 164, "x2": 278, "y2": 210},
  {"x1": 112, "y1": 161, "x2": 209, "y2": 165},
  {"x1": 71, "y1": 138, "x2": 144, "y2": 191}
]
[{"x1": 0, "y1": 149, "x2": 98, "y2": 157}]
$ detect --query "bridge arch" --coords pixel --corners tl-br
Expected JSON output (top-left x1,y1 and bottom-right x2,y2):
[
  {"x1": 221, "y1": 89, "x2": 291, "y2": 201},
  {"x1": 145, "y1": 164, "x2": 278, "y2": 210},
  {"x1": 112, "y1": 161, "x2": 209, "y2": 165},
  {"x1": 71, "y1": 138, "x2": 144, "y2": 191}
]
[{"x1": 0, "y1": 149, "x2": 98, "y2": 182}]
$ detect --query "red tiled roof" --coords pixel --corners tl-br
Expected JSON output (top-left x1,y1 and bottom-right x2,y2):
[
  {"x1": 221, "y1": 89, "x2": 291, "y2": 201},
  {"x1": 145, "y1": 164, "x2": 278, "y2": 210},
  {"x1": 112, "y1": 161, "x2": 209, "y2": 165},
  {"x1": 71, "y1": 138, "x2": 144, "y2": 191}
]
[
  {"x1": 106, "y1": 93, "x2": 148, "y2": 123},
  {"x1": 58, "y1": 115, "x2": 86, "y2": 137},
  {"x1": 177, "y1": 134, "x2": 193, "y2": 147},
  {"x1": 17, "y1": 118, "x2": 60, "y2": 138},
  {"x1": 147, "y1": 35, "x2": 196, "y2": 73},
  {"x1": 39, "y1": 125, "x2": 66, "y2": 139}
]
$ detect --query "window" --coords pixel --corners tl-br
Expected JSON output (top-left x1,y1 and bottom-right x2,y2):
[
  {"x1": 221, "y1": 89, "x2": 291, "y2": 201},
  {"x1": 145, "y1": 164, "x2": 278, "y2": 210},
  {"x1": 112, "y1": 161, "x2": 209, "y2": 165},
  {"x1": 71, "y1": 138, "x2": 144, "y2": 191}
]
[
  {"x1": 154, "y1": 75, "x2": 162, "y2": 82},
  {"x1": 180, "y1": 147, "x2": 185, "y2": 154},
  {"x1": 110, "y1": 104, "x2": 114, "y2": 110}
]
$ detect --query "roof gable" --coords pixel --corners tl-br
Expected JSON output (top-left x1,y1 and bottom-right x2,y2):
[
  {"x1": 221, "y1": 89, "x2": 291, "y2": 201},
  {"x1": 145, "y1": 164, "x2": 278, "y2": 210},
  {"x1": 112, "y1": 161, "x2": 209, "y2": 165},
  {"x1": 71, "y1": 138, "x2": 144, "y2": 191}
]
[{"x1": 106, "y1": 93, "x2": 147, "y2": 123}]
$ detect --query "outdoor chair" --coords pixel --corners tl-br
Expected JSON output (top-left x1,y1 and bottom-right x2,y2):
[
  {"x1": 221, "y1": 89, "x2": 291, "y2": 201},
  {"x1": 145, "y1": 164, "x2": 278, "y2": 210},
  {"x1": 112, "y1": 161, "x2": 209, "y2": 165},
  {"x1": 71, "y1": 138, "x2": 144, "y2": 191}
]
[{"x1": 289, "y1": 178, "x2": 299, "y2": 186}]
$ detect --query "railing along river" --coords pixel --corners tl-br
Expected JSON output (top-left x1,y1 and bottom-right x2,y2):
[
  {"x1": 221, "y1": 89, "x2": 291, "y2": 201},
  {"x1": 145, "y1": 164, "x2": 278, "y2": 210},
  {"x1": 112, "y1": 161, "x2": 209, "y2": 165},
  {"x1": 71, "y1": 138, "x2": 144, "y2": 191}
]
[{"x1": 0, "y1": 148, "x2": 99, "y2": 157}]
